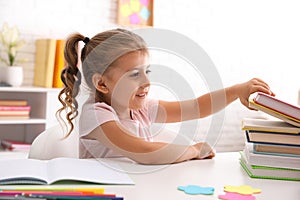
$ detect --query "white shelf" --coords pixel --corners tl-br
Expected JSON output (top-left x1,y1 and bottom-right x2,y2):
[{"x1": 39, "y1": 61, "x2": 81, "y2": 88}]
[
  {"x1": 0, "y1": 86, "x2": 61, "y2": 143},
  {"x1": 0, "y1": 118, "x2": 46, "y2": 125},
  {"x1": 0, "y1": 86, "x2": 60, "y2": 92}
]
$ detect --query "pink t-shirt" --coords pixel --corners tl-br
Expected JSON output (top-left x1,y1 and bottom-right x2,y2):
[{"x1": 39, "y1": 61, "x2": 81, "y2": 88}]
[{"x1": 79, "y1": 97, "x2": 159, "y2": 158}]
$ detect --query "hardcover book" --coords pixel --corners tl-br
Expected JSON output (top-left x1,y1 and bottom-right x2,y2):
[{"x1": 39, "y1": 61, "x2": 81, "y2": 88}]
[
  {"x1": 52, "y1": 39, "x2": 65, "y2": 88},
  {"x1": 0, "y1": 106, "x2": 31, "y2": 111},
  {"x1": 33, "y1": 39, "x2": 56, "y2": 88},
  {"x1": 243, "y1": 143, "x2": 300, "y2": 170},
  {"x1": 253, "y1": 92, "x2": 300, "y2": 120},
  {"x1": 0, "y1": 100, "x2": 28, "y2": 106},
  {"x1": 240, "y1": 151, "x2": 300, "y2": 181},
  {"x1": 249, "y1": 92, "x2": 300, "y2": 127},
  {"x1": 254, "y1": 143, "x2": 300, "y2": 156},
  {"x1": 245, "y1": 130, "x2": 300, "y2": 146},
  {"x1": 242, "y1": 118, "x2": 300, "y2": 134}
]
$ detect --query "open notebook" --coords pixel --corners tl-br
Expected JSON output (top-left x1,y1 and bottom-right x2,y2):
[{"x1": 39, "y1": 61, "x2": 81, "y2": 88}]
[{"x1": 0, "y1": 157, "x2": 134, "y2": 185}]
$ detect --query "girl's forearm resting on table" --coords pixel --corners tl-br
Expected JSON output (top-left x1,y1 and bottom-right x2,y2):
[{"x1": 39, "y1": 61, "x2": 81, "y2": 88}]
[{"x1": 87, "y1": 121, "x2": 212, "y2": 164}]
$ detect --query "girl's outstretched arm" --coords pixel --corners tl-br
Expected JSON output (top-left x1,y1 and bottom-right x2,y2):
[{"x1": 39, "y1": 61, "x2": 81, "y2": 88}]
[
  {"x1": 155, "y1": 78, "x2": 274, "y2": 123},
  {"x1": 86, "y1": 121, "x2": 215, "y2": 165}
]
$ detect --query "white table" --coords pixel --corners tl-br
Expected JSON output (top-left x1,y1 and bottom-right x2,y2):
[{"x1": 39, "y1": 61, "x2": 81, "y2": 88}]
[
  {"x1": 0, "y1": 152, "x2": 299, "y2": 200},
  {"x1": 103, "y1": 152, "x2": 300, "y2": 200}
]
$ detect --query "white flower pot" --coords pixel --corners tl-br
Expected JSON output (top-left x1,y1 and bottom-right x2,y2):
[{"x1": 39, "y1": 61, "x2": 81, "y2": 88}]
[{"x1": 0, "y1": 66, "x2": 23, "y2": 87}]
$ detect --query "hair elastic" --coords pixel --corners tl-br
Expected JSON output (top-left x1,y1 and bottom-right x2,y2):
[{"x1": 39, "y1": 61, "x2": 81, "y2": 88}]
[{"x1": 83, "y1": 37, "x2": 90, "y2": 44}]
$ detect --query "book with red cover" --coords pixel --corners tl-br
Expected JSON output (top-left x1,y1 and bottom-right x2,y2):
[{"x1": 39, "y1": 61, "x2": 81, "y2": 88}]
[
  {"x1": 0, "y1": 140, "x2": 31, "y2": 151},
  {"x1": 249, "y1": 92, "x2": 300, "y2": 127},
  {"x1": 0, "y1": 106, "x2": 30, "y2": 118},
  {"x1": 0, "y1": 106, "x2": 31, "y2": 111}
]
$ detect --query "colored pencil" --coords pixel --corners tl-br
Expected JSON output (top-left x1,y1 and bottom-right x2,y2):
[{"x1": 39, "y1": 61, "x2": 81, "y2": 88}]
[{"x1": 1, "y1": 188, "x2": 104, "y2": 194}]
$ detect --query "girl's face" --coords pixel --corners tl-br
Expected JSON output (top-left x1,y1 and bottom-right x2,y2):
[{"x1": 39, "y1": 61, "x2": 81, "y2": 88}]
[{"x1": 102, "y1": 51, "x2": 150, "y2": 111}]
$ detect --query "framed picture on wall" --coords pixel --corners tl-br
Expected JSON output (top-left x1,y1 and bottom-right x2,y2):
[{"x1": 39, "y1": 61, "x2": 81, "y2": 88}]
[{"x1": 117, "y1": 0, "x2": 154, "y2": 26}]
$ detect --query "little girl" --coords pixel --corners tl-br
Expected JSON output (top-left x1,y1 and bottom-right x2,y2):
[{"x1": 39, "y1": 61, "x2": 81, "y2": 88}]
[{"x1": 57, "y1": 28, "x2": 274, "y2": 164}]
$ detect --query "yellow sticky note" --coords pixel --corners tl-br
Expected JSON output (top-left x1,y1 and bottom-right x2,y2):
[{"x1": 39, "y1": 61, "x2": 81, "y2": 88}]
[
  {"x1": 130, "y1": 0, "x2": 141, "y2": 13},
  {"x1": 224, "y1": 185, "x2": 261, "y2": 195},
  {"x1": 120, "y1": 4, "x2": 131, "y2": 17}
]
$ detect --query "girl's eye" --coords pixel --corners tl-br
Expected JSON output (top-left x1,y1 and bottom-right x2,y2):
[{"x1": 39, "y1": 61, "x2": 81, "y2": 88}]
[
  {"x1": 129, "y1": 68, "x2": 151, "y2": 78},
  {"x1": 130, "y1": 72, "x2": 140, "y2": 77}
]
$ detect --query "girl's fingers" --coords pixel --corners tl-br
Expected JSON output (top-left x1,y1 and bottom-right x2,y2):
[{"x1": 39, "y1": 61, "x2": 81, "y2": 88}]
[{"x1": 251, "y1": 78, "x2": 275, "y2": 96}]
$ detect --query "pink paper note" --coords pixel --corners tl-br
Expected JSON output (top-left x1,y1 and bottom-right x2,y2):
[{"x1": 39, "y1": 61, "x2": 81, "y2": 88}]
[{"x1": 129, "y1": 13, "x2": 140, "y2": 24}]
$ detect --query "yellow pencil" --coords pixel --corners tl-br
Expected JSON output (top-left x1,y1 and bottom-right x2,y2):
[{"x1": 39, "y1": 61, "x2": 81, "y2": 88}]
[{"x1": 1, "y1": 187, "x2": 104, "y2": 194}]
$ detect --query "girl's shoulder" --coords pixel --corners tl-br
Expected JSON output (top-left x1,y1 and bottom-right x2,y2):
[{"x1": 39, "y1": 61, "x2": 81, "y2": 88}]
[
  {"x1": 94, "y1": 102, "x2": 115, "y2": 112},
  {"x1": 79, "y1": 99, "x2": 119, "y2": 137},
  {"x1": 82, "y1": 97, "x2": 116, "y2": 113},
  {"x1": 81, "y1": 97, "x2": 118, "y2": 120}
]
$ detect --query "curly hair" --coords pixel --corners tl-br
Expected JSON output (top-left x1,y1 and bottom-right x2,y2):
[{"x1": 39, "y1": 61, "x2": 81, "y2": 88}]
[{"x1": 56, "y1": 29, "x2": 148, "y2": 137}]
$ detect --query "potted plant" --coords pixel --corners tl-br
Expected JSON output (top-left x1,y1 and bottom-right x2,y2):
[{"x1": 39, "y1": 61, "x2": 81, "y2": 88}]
[{"x1": 0, "y1": 22, "x2": 26, "y2": 87}]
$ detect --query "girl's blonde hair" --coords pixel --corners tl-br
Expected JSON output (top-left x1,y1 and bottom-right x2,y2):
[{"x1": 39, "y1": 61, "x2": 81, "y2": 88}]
[{"x1": 57, "y1": 28, "x2": 148, "y2": 137}]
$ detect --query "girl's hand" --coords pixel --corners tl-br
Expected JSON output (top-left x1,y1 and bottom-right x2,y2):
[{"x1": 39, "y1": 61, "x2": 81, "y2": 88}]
[
  {"x1": 192, "y1": 142, "x2": 215, "y2": 159},
  {"x1": 235, "y1": 78, "x2": 275, "y2": 109}
]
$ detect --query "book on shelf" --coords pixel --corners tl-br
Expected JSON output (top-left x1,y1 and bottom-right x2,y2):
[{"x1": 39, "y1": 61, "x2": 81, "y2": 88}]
[
  {"x1": 0, "y1": 157, "x2": 134, "y2": 185},
  {"x1": 0, "y1": 106, "x2": 31, "y2": 111},
  {"x1": 34, "y1": 38, "x2": 66, "y2": 88},
  {"x1": 245, "y1": 129, "x2": 300, "y2": 146},
  {"x1": 243, "y1": 143, "x2": 300, "y2": 170},
  {"x1": 0, "y1": 140, "x2": 31, "y2": 151},
  {"x1": 52, "y1": 39, "x2": 65, "y2": 88},
  {"x1": 0, "y1": 115, "x2": 30, "y2": 120},
  {"x1": 240, "y1": 151, "x2": 300, "y2": 181},
  {"x1": 0, "y1": 100, "x2": 28, "y2": 106},
  {"x1": 33, "y1": 38, "x2": 57, "y2": 88},
  {"x1": 254, "y1": 143, "x2": 300, "y2": 156},
  {"x1": 249, "y1": 92, "x2": 300, "y2": 127},
  {"x1": 0, "y1": 105, "x2": 31, "y2": 119},
  {"x1": 0, "y1": 111, "x2": 29, "y2": 116},
  {"x1": 242, "y1": 117, "x2": 300, "y2": 134}
]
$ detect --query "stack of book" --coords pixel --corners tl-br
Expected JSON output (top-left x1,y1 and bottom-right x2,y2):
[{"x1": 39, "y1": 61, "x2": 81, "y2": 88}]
[
  {"x1": 0, "y1": 100, "x2": 31, "y2": 119},
  {"x1": 240, "y1": 92, "x2": 300, "y2": 181}
]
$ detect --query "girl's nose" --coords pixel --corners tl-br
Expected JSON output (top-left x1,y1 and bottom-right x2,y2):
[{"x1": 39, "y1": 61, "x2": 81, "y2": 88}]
[
  {"x1": 141, "y1": 84, "x2": 150, "y2": 92},
  {"x1": 140, "y1": 72, "x2": 150, "y2": 87},
  {"x1": 140, "y1": 78, "x2": 150, "y2": 91}
]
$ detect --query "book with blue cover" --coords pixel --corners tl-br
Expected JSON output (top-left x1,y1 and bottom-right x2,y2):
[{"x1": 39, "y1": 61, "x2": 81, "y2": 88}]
[{"x1": 243, "y1": 143, "x2": 300, "y2": 170}]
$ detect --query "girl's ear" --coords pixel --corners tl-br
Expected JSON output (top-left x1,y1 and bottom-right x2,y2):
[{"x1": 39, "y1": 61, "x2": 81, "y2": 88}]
[{"x1": 92, "y1": 73, "x2": 109, "y2": 94}]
